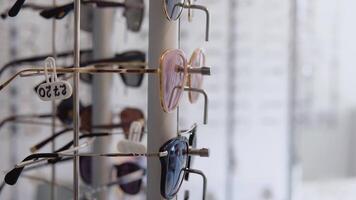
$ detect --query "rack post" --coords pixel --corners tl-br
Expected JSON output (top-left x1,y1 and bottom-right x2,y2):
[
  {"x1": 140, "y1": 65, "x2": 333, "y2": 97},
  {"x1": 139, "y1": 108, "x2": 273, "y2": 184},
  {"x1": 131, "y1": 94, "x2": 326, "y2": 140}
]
[
  {"x1": 147, "y1": 1, "x2": 178, "y2": 199},
  {"x1": 50, "y1": 1, "x2": 57, "y2": 200},
  {"x1": 91, "y1": 3, "x2": 115, "y2": 200},
  {"x1": 73, "y1": 0, "x2": 81, "y2": 200}
]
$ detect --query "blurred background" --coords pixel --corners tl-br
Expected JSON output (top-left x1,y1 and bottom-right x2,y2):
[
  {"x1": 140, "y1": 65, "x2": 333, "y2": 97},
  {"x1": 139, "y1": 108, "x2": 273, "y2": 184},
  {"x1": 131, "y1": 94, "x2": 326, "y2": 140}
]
[{"x1": 1, "y1": 0, "x2": 356, "y2": 199}]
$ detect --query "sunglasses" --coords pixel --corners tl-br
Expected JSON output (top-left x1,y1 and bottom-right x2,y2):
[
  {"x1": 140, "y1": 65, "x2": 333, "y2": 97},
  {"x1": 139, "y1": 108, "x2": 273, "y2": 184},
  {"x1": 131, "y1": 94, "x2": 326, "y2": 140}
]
[
  {"x1": 39, "y1": 0, "x2": 144, "y2": 32},
  {"x1": 163, "y1": 0, "x2": 210, "y2": 41},
  {"x1": 4, "y1": 125, "x2": 208, "y2": 199},
  {"x1": 0, "y1": 49, "x2": 210, "y2": 123}
]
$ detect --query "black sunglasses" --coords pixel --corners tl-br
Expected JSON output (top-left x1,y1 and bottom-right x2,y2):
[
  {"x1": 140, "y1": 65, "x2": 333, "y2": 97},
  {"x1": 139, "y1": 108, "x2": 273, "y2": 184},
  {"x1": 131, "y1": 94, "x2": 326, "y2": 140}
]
[{"x1": 40, "y1": 0, "x2": 144, "y2": 32}]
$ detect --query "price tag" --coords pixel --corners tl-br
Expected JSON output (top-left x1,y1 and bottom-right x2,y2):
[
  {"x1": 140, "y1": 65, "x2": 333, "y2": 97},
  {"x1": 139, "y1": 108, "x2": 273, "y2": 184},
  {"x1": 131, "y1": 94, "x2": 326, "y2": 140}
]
[{"x1": 36, "y1": 57, "x2": 72, "y2": 101}]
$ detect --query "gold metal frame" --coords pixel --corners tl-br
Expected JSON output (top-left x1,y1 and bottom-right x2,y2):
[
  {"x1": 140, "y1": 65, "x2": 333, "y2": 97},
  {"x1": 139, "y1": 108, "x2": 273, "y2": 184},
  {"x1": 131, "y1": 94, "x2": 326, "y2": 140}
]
[{"x1": 159, "y1": 49, "x2": 188, "y2": 113}]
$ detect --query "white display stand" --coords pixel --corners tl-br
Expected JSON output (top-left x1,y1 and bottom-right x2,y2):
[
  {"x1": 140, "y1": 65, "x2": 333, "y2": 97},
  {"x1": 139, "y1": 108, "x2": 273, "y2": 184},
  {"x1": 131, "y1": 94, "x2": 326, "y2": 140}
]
[
  {"x1": 147, "y1": 1, "x2": 179, "y2": 199},
  {"x1": 91, "y1": 3, "x2": 115, "y2": 200}
]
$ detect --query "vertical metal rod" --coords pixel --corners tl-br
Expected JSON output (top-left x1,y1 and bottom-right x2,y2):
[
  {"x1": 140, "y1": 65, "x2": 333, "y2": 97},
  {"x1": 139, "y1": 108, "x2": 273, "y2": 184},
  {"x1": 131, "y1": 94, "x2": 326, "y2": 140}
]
[
  {"x1": 147, "y1": 1, "x2": 178, "y2": 199},
  {"x1": 73, "y1": 0, "x2": 81, "y2": 200},
  {"x1": 50, "y1": 1, "x2": 57, "y2": 199},
  {"x1": 50, "y1": 0, "x2": 57, "y2": 199}
]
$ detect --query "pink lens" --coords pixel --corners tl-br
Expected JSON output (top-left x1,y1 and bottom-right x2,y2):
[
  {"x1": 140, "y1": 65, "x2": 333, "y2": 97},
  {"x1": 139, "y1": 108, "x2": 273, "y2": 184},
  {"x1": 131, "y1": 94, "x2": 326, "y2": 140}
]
[
  {"x1": 160, "y1": 49, "x2": 187, "y2": 112},
  {"x1": 188, "y1": 49, "x2": 205, "y2": 103}
]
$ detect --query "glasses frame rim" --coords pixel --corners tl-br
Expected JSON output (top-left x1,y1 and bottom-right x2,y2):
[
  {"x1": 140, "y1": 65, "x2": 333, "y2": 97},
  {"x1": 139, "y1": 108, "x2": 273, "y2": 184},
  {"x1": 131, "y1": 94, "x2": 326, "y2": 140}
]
[
  {"x1": 159, "y1": 49, "x2": 188, "y2": 113},
  {"x1": 162, "y1": 0, "x2": 186, "y2": 21},
  {"x1": 188, "y1": 48, "x2": 205, "y2": 103},
  {"x1": 159, "y1": 136, "x2": 189, "y2": 199}
]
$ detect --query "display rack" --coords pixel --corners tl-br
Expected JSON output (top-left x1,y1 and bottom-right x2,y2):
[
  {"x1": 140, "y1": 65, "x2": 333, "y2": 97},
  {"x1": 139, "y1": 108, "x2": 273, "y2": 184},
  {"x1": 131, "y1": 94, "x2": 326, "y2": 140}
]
[{"x1": 1, "y1": 0, "x2": 209, "y2": 199}]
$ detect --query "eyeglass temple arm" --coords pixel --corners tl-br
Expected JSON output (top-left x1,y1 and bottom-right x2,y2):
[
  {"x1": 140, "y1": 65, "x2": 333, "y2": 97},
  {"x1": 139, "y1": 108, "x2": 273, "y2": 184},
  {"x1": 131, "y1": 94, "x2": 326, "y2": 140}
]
[
  {"x1": 0, "y1": 49, "x2": 92, "y2": 78},
  {"x1": 183, "y1": 168, "x2": 207, "y2": 200},
  {"x1": 184, "y1": 87, "x2": 208, "y2": 124},
  {"x1": 4, "y1": 153, "x2": 59, "y2": 185},
  {"x1": 1, "y1": 3, "x2": 49, "y2": 19},
  {"x1": 54, "y1": 132, "x2": 112, "y2": 153},
  {"x1": 58, "y1": 151, "x2": 168, "y2": 158},
  {"x1": 91, "y1": 122, "x2": 126, "y2": 129},
  {"x1": 176, "y1": 3, "x2": 210, "y2": 41},
  {"x1": 8, "y1": 0, "x2": 25, "y2": 17},
  {"x1": 40, "y1": 2, "x2": 74, "y2": 19},
  {"x1": 40, "y1": 0, "x2": 125, "y2": 20},
  {"x1": 30, "y1": 128, "x2": 73, "y2": 153},
  {"x1": 1, "y1": 66, "x2": 155, "y2": 91},
  {"x1": 31, "y1": 119, "x2": 144, "y2": 153},
  {"x1": 0, "y1": 69, "x2": 34, "y2": 91},
  {"x1": 83, "y1": 0, "x2": 125, "y2": 8},
  {"x1": 0, "y1": 113, "x2": 53, "y2": 129},
  {"x1": 0, "y1": 181, "x2": 5, "y2": 194},
  {"x1": 5, "y1": 140, "x2": 92, "y2": 185}
]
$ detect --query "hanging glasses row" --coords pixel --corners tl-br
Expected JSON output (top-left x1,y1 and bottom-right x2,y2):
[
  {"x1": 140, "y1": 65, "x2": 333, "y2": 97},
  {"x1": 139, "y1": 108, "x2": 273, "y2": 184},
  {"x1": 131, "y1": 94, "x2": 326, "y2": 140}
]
[{"x1": 0, "y1": 0, "x2": 211, "y2": 199}]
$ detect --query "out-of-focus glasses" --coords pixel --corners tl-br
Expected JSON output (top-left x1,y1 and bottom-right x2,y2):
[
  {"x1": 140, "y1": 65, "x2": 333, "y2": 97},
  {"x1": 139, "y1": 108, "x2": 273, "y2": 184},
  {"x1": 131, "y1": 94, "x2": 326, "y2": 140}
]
[
  {"x1": 5, "y1": 0, "x2": 144, "y2": 32},
  {"x1": 0, "y1": 49, "x2": 210, "y2": 123},
  {"x1": 0, "y1": 3, "x2": 48, "y2": 19},
  {"x1": 0, "y1": 157, "x2": 145, "y2": 197},
  {"x1": 44, "y1": 0, "x2": 144, "y2": 32},
  {"x1": 30, "y1": 107, "x2": 145, "y2": 153},
  {"x1": 163, "y1": 0, "x2": 210, "y2": 41},
  {"x1": 1, "y1": 50, "x2": 146, "y2": 88}
]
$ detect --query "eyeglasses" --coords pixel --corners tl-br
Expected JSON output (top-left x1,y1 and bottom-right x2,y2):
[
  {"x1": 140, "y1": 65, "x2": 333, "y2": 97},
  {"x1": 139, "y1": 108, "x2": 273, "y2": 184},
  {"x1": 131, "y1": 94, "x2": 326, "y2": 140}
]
[
  {"x1": 4, "y1": 126, "x2": 208, "y2": 199},
  {"x1": 39, "y1": 0, "x2": 144, "y2": 32},
  {"x1": 0, "y1": 49, "x2": 210, "y2": 123},
  {"x1": 163, "y1": 0, "x2": 210, "y2": 41},
  {"x1": 0, "y1": 157, "x2": 145, "y2": 197},
  {"x1": 30, "y1": 107, "x2": 145, "y2": 153},
  {"x1": 1, "y1": 50, "x2": 146, "y2": 88}
]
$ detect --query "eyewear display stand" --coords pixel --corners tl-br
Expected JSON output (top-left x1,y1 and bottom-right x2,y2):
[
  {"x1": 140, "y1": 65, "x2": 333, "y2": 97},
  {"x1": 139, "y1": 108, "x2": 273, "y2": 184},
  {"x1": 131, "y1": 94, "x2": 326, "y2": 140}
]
[
  {"x1": 147, "y1": 1, "x2": 178, "y2": 200},
  {"x1": 91, "y1": 2, "x2": 115, "y2": 200}
]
